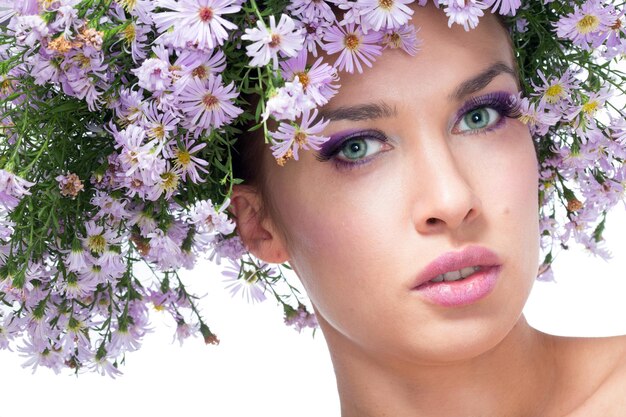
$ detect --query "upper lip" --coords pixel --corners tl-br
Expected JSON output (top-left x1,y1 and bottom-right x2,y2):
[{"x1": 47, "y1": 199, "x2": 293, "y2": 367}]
[{"x1": 411, "y1": 245, "x2": 502, "y2": 289}]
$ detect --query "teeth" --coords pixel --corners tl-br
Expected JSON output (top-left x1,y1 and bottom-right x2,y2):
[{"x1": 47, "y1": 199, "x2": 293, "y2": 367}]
[{"x1": 430, "y1": 266, "x2": 481, "y2": 283}]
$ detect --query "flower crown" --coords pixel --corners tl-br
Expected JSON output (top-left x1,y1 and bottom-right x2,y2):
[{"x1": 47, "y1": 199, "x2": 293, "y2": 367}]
[{"x1": 0, "y1": 0, "x2": 625, "y2": 376}]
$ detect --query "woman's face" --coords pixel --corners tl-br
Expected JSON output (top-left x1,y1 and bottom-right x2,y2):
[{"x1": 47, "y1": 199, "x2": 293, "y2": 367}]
[{"x1": 261, "y1": 5, "x2": 540, "y2": 364}]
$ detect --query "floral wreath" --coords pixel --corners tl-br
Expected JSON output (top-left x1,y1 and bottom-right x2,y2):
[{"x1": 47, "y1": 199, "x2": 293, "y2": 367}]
[{"x1": 0, "y1": 0, "x2": 624, "y2": 376}]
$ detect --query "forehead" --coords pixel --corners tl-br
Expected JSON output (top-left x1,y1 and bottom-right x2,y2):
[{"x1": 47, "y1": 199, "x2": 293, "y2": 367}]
[{"x1": 324, "y1": 5, "x2": 514, "y2": 108}]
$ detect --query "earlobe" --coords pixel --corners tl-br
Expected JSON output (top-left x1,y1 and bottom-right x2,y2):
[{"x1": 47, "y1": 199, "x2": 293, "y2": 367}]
[{"x1": 229, "y1": 185, "x2": 290, "y2": 264}]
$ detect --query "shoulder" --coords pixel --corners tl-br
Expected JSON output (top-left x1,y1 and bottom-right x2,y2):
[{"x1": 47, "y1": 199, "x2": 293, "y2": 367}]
[{"x1": 549, "y1": 333, "x2": 626, "y2": 416}]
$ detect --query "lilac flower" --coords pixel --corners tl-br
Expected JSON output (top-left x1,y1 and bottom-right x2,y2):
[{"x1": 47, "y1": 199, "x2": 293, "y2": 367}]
[
  {"x1": 173, "y1": 135, "x2": 209, "y2": 183},
  {"x1": 146, "y1": 227, "x2": 183, "y2": 269},
  {"x1": 263, "y1": 77, "x2": 315, "y2": 121},
  {"x1": 146, "y1": 166, "x2": 181, "y2": 201},
  {"x1": 554, "y1": 0, "x2": 615, "y2": 49},
  {"x1": 287, "y1": 0, "x2": 335, "y2": 23},
  {"x1": 322, "y1": 22, "x2": 383, "y2": 74},
  {"x1": 222, "y1": 259, "x2": 268, "y2": 304},
  {"x1": 482, "y1": 0, "x2": 521, "y2": 16},
  {"x1": 0, "y1": 170, "x2": 35, "y2": 211},
  {"x1": 381, "y1": 23, "x2": 421, "y2": 55},
  {"x1": 531, "y1": 69, "x2": 579, "y2": 108},
  {"x1": 284, "y1": 303, "x2": 318, "y2": 332},
  {"x1": 515, "y1": 18, "x2": 528, "y2": 33},
  {"x1": 516, "y1": 96, "x2": 560, "y2": 136},
  {"x1": 241, "y1": 14, "x2": 305, "y2": 70},
  {"x1": 566, "y1": 87, "x2": 612, "y2": 123},
  {"x1": 440, "y1": 0, "x2": 487, "y2": 31},
  {"x1": 82, "y1": 221, "x2": 118, "y2": 255},
  {"x1": 177, "y1": 75, "x2": 243, "y2": 137},
  {"x1": 359, "y1": 0, "x2": 414, "y2": 32},
  {"x1": 208, "y1": 235, "x2": 247, "y2": 264},
  {"x1": 298, "y1": 17, "x2": 331, "y2": 57},
  {"x1": 12, "y1": 15, "x2": 49, "y2": 48},
  {"x1": 177, "y1": 48, "x2": 226, "y2": 87},
  {"x1": 280, "y1": 48, "x2": 340, "y2": 106},
  {"x1": 153, "y1": 0, "x2": 242, "y2": 50},
  {"x1": 270, "y1": 108, "x2": 330, "y2": 165},
  {"x1": 142, "y1": 103, "x2": 179, "y2": 143},
  {"x1": 133, "y1": 57, "x2": 173, "y2": 93},
  {"x1": 190, "y1": 198, "x2": 236, "y2": 236},
  {"x1": 64, "y1": 240, "x2": 92, "y2": 273}
]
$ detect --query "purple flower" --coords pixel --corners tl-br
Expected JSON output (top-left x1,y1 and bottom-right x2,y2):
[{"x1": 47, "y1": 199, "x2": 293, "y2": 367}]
[
  {"x1": 554, "y1": 0, "x2": 615, "y2": 50},
  {"x1": 270, "y1": 108, "x2": 330, "y2": 165},
  {"x1": 482, "y1": 0, "x2": 521, "y2": 16},
  {"x1": 190, "y1": 198, "x2": 235, "y2": 236},
  {"x1": 284, "y1": 303, "x2": 318, "y2": 332},
  {"x1": 12, "y1": 15, "x2": 49, "y2": 48},
  {"x1": 133, "y1": 57, "x2": 173, "y2": 93},
  {"x1": 177, "y1": 74, "x2": 243, "y2": 136},
  {"x1": 516, "y1": 95, "x2": 560, "y2": 136},
  {"x1": 359, "y1": 0, "x2": 414, "y2": 32},
  {"x1": 322, "y1": 22, "x2": 383, "y2": 74},
  {"x1": 280, "y1": 48, "x2": 340, "y2": 106},
  {"x1": 0, "y1": 170, "x2": 34, "y2": 211},
  {"x1": 287, "y1": 0, "x2": 335, "y2": 23},
  {"x1": 173, "y1": 135, "x2": 209, "y2": 183},
  {"x1": 381, "y1": 23, "x2": 421, "y2": 56},
  {"x1": 222, "y1": 259, "x2": 268, "y2": 304},
  {"x1": 263, "y1": 77, "x2": 315, "y2": 121},
  {"x1": 153, "y1": 0, "x2": 242, "y2": 50},
  {"x1": 241, "y1": 14, "x2": 305, "y2": 70},
  {"x1": 440, "y1": 0, "x2": 487, "y2": 31}
]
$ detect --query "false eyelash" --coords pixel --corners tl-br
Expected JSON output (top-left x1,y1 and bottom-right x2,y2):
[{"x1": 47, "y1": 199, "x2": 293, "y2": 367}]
[
  {"x1": 315, "y1": 129, "x2": 389, "y2": 163},
  {"x1": 456, "y1": 91, "x2": 522, "y2": 121}
]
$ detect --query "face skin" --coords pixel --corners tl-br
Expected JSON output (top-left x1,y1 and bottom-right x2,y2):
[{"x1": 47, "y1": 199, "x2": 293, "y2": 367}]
[
  {"x1": 232, "y1": 3, "x2": 572, "y2": 416},
  {"x1": 261, "y1": 7, "x2": 540, "y2": 362}
]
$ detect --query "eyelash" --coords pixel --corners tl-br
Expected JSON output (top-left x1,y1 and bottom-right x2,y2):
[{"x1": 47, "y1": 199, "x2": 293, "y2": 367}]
[{"x1": 317, "y1": 92, "x2": 521, "y2": 171}]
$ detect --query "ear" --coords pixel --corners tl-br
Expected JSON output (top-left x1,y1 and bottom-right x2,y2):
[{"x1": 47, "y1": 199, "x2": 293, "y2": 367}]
[{"x1": 228, "y1": 185, "x2": 290, "y2": 264}]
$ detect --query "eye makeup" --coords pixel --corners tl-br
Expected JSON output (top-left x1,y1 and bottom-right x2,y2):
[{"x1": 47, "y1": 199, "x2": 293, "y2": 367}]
[
  {"x1": 315, "y1": 91, "x2": 522, "y2": 170},
  {"x1": 451, "y1": 91, "x2": 521, "y2": 134},
  {"x1": 316, "y1": 129, "x2": 390, "y2": 163}
]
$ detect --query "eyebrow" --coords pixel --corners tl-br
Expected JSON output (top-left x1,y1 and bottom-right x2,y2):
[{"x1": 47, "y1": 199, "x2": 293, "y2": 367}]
[
  {"x1": 318, "y1": 61, "x2": 517, "y2": 123},
  {"x1": 449, "y1": 61, "x2": 517, "y2": 100}
]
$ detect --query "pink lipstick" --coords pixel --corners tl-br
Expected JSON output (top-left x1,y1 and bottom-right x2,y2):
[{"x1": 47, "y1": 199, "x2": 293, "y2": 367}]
[{"x1": 411, "y1": 246, "x2": 502, "y2": 307}]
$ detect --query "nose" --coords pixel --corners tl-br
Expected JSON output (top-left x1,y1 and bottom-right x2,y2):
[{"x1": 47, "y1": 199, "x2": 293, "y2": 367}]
[{"x1": 412, "y1": 142, "x2": 482, "y2": 234}]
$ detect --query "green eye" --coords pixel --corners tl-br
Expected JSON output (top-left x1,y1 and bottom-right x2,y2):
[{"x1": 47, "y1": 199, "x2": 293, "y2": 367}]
[
  {"x1": 458, "y1": 107, "x2": 499, "y2": 132},
  {"x1": 340, "y1": 139, "x2": 369, "y2": 160}
]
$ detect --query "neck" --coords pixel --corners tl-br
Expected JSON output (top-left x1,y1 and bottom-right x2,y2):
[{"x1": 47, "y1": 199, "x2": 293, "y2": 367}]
[{"x1": 320, "y1": 315, "x2": 559, "y2": 417}]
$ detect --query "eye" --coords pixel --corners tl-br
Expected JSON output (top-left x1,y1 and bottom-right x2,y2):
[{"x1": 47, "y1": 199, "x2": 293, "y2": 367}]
[
  {"x1": 336, "y1": 136, "x2": 387, "y2": 162},
  {"x1": 316, "y1": 129, "x2": 392, "y2": 170},
  {"x1": 456, "y1": 106, "x2": 501, "y2": 133}
]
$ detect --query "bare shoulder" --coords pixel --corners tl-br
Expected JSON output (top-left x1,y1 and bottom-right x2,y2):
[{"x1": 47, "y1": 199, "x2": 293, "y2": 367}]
[{"x1": 547, "y1": 333, "x2": 626, "y2": 416}]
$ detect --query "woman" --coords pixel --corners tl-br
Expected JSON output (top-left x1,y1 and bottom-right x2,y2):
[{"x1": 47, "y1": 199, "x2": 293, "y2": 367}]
[{"x1": 229, "y1": 3, "x2": 626, "y2": 415}]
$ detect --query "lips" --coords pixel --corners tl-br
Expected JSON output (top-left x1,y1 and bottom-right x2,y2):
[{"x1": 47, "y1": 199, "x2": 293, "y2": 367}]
[{"x1": 411, "y1": 245, "x2": 502, "y2": 289}]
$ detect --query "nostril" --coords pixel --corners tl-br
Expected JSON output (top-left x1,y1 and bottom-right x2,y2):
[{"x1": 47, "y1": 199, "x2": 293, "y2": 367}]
[{"x1": 426, "y1": 218, "x2": 438, "y2": 225}]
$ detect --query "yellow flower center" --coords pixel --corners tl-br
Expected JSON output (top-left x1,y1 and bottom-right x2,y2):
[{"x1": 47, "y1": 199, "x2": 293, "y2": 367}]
[
  {"x1": 576, "y1": 15, "x2": 600, "y2": 34},
  {"x1": 295, "y1": 72, "x2": 310, "y2": 90},
  {"x1": 161, "y1": 171, "x2": 179, "y2": 191},
  {"x1": 118, "y1": 0, "x2": 137, "y2": 12},
  {"x1": 150, "y1": 124, "x2": 166, "y2": 140},
  {"x1": 87, "y1": 234, "x2": 106, "y2": 254},
  {"x1": 202, "y1": 93, "x2": 219, "y2": 109},
  {"x1": 294, "y1": 131, "x2": 307, "y2": 145},
  {"x1": 176, "y1": 149, "x2": 191, "y2": 166},
  {"x1": 379, "y1": 0, "x2": 394, "y2": 10},
  {"x1": 582, "y1": 100, "x2": 599, "y2": 114},
  {"x1": 122, "y1": 23, "x2": 136, "y2": 43},
  {"x1": 269, "y1": 34, "x2": 281, "y2": 48},
  {"x1": 344, "y1": 34, "x2": 360, "y2": 50},
  {"x1": 544, "y1": 84, "x2": 564, "y2": 103},
  {"x1": 192, "y1": 65, "x2": 208, "y2": 79}
]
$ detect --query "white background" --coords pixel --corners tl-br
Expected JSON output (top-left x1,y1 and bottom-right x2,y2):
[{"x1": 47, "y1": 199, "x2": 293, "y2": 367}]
[{"x1": 0, "y1": 205, "x2": 625, "y2": 417}]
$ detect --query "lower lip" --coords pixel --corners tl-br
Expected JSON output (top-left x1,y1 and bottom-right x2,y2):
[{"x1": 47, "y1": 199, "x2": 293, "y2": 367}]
[{"x1": 413, "y1": 266, "x2": 501, "y2": 307}]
